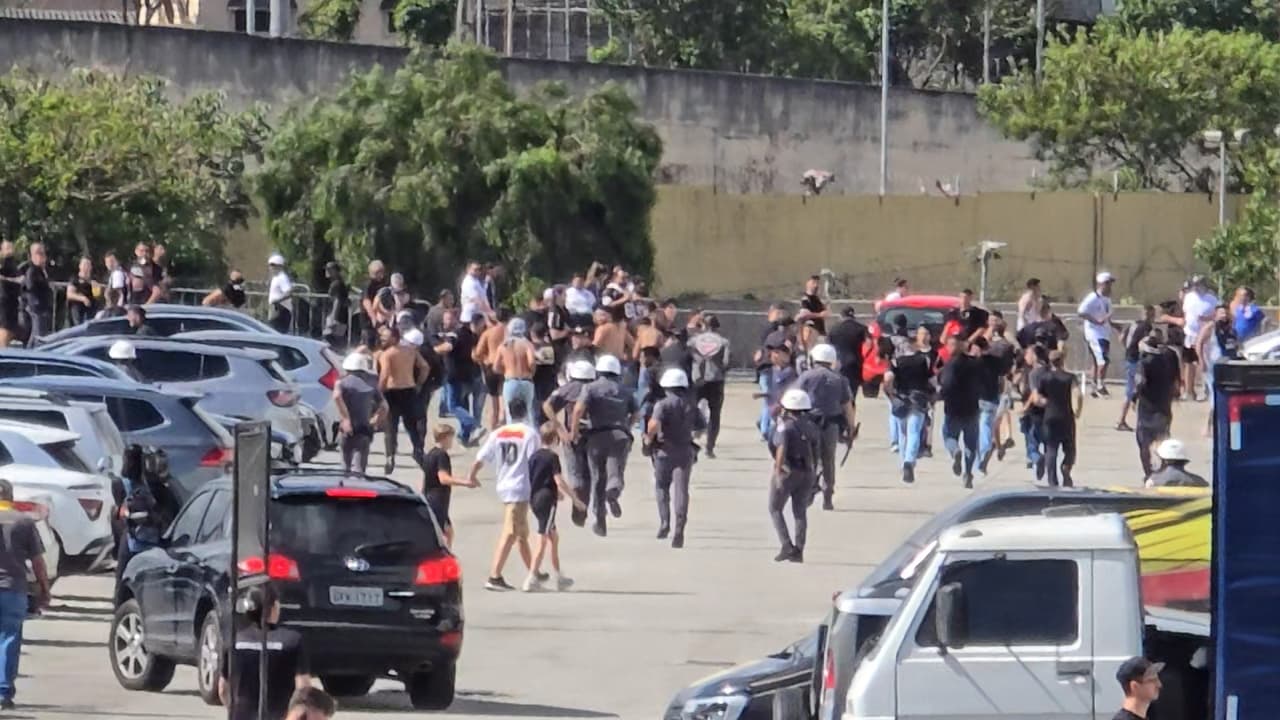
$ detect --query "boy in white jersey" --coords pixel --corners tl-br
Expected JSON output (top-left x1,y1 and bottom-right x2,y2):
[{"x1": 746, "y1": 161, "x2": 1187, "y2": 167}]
[{"x1": 468, "y1": 397, "x2": 543, "y2": 591}]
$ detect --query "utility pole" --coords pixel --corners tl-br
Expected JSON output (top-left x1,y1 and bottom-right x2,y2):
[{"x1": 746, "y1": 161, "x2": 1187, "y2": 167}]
[
  {"x1": 982, "y1": 2, "x2": 991, "y2": 84},
  {"x1": 879, "y1": 0, "x2": 890, "y2": 196},
  {"x1": 504, "y1": 0, "x2": 514, "y2": 55},
  {"x1": 1035, "y1": 0, "x2": 1045, "y2": 81}
]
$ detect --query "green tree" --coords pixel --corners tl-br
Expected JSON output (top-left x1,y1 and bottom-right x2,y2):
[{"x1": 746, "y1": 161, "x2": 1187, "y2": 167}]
[
  {"x1": 255, "y1": 44, "x2": 662, "y2": 292},
  {"x1": 395, "y1": 0, "x2": 456, "y2": 47},
  {"x1": 1195, "y1": 145, "x2": 1280, "y2": 298},
  {"x1": 593, "y1": 0, "x2": 794, "y2": 74},
  {"x1": 297, "y1": 0, "x2": 362, "y2": 41},
  {"x1": 0, "y1": 69, "x2": 267, "y2": 280},
  {"x1": 978, "y1": 24, "x2": 1280, "y2": 191},
  {"x1": 1116, "y1": 0, "x2": 1280, "y2": 35}
]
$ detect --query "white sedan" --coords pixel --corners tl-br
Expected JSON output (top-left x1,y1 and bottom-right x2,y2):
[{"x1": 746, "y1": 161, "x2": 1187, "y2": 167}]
[
  {"x1": 9, "y1": 485, "x2": 61, "y2": 586},
  {"x1": 0, "y1": 463, "x2": 114, "y2": 572}
]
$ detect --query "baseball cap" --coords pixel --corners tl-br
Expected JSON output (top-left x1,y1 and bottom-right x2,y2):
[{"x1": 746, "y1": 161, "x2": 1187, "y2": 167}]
[
  {"x1": 765, "y1": 330, "x2": 789, "y2": 349},
  {"x1": 268, "y1": 253, "x2": 285, "y2": 266},
  {"x1": 1096, "y1": 271, "x2": 1116, "y2": 283},
  {"x1": 1115, "y1": 657, "x2": 1163, "y2": 689}
]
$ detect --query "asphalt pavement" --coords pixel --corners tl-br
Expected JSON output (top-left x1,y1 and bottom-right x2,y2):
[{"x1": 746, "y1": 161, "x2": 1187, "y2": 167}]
[{"x1": 17, "y1": 383, "x2": 1213, "y2": 720}]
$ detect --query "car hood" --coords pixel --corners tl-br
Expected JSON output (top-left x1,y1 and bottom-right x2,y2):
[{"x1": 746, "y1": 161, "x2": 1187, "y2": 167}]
[{"x1": 666, "y1": 649, "x2": 811, "y2": 710}]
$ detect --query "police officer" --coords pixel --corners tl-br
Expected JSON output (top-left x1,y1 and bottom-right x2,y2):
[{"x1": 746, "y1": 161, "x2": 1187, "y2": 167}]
[
  {"x1": 569, "y1": 355, "x2": 639, "y2": 537},
  {"x1": 770, "y1": 388, "x2": 821, "y2": 562},
  {"x1": 795, "y1": 343, "x2": 857, "y2": 510},
  {"x1": 644, "y1": 368, "x2": 706, "y2": 549},
  {"x1": 1146, "y1": 439, "x2": 1208, "y2": 488},
  {"x1": 108, "y1": 339, "x2": 143, "y2": 381},
  {"x1": 543, "y1": 359, "x2": 596, "y2": 526}
]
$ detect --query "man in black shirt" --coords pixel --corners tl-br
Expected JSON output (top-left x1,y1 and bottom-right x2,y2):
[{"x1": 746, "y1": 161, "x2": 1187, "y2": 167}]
[
  {"x1": 957, "y1": 289, "x2": 990, "y2": 340},
  {"x1": 0, "y1": 242, "x2": 19, "y2": 347},
  {"x1": 939, "y1": 337, "x2": 984, "y2": 487},
  {"x1": 322, "y1": 262, "x2": 350, "y2": 348},
  {"x1": 971, "y1": 336, "x2": 1005, "y2": 474},
  {"x1": 361, "y1": 259, "x2": 389, "y2": 329},
  {"x1": 1116, "y1": 305, "x2": 1156, "y2": 432},
  {"x1": 1133, "y1": 329, "x2": 1179, "y2": 479},
  {"x1": 797, "y1": 275, "x2": 828, "y2": 335},
  {"x1": 827, "y1": 306, "x2": 868, "y2": 409},
  {"x1": 1111, "y1": 656, "x2": 1162, "y2": 720},
  {"x1": 431, "y1": 308, "x2": 482, "y2": 446},
  {"x1": 884, "y1": 344, "x2": 932, "y2": 483},
  {"x1": 22, "y1": 243, "x2": 53, "y2": 346},
  {"x1": 1018, "y1": 344, "x2": 1049, "y2": 476},
  {"x1": 1032, "y1": 350, "x2": 1082, "y2": 487},
  {"x1": 126, "y1": 305, "x2": 157, "y2": 337},
  {"x1": 1016, "y1": 298, "x2": 1069, "y2": 350},
  {"x1": 219, "y1": 585, "x2": 311, "y2": 720}
]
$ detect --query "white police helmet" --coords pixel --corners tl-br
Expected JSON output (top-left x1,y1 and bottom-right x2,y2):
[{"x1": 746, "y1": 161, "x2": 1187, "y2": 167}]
[
  {"x1": 659, "y1": 368, "x2": 690, "y2": 389},
  {"x1": 810, "y1": 343, "x2": 837, "y2": 365},
  {"x1": 780, "y1": 388, "x2": 813, "y2": 411},
  {"x1": 108, "y1": 340, "x2": 137, "y2": 361},
  {"x1": 595, "y1": 354, "x2": 622, "y2": 376},
  {"x1": 567, "y1": 360, "x2": 597, "y2": 381}
]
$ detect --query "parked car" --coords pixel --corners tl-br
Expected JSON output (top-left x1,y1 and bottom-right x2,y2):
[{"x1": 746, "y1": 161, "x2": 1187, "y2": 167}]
[
  {"x1": 10, "y1": 485, "x2": 62, "y2": 587},
  {"x1": 0, "y1": 348, "x2": 134, "y2": 382},
  {"x1": 0, "y1": 461, "x2": 115, "y2": 571},
  {"x1": 0, "y1": 387, "x2": 126, "y2": 473},
  {"x1": 35, "y1": 304, "x2": 278, "y2": 348},
  {"x1": 175, "y1": 330, "x2": 343, "y2": 448},
  {"x1": 861, "y1": 294, "x2": 961, "y2": 387},
  {"x1": 50, "y1": 337, "x2": 313, "y2": 454},
  {"x1": 0, "y1": 377, "x2": 234, "y2": 500},
  {"x1": 663, "y1": 630, "x2": 822, "y2": 720},
  {"x1": 1243, "y1": 328, "x2": 1280, "y2": 360},
  {"x1": 110, "y1": 472, "x2": 463, "y2": 709}
]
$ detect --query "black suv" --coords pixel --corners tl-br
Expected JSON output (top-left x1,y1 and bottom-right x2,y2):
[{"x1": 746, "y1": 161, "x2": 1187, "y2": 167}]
[{"x1": 108, "y1": 471, "x2": 463, "y2": 710}]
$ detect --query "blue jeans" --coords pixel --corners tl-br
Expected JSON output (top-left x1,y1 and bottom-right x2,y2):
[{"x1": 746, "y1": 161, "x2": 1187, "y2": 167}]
[
  {"x1": 757, "y1": 376, "x2": 774, "y2": 441},
  {"x1": 896, "y1": 410, "x2": 926, "y2": 467},
  {"x1": 502, "y1": 378, "x2": 536, "y2": 424},
  {"x1": 888, "y1": 411, "x2": 901, "y2": 448},
  {"x1": 0, "y1": 590, "x2": 25, "y2": 701},
  {"x1": 469, "y1": 375, "x2": 487, "y2": 424},
  {"x1": 942, "y1": 413, "x2": 979, "y2": 475},
  {"x1": 445, "y1": 381, "x2": 478, "y2": 440},
  {"x1": 1023, "y1": 417, "x2": 1043, "y2": 465},
  {"x1": 978, "y1": 399, "x2": 999, "y2": 465}
]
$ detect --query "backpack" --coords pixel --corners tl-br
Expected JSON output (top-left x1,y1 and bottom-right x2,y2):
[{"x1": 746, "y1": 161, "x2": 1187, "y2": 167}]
[{"x1": 689, "y1": 332, "x2": 728, "y2": 385}]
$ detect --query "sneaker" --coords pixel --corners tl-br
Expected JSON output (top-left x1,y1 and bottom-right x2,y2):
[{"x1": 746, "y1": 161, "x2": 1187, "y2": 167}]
[
  {"x1": 1025, "y1": 460, "x2": 1033, "y2": 469},
  {"x1": 671, "y1": 533, "x2": 684, "y2": 549},
  {"x1": 656, "y1": 525, "x2": 670, "y2": 540},
  {"x1": 788, "y1": 549, "x2": 804, "y2": 563},
  {"x1": 1089, "y1": 389, "x2": 1099, "y2": 399},
  {"x1": 1035, "y1": 457, "x2": 1046, "y2": 481},
  {"x1": 977, "y1": 454, "x2": 991, "y2": 476},
  {"x1": 0, "y1": 698, "x2": 13, "y2": 711},
  {"x1": 384, "y1": 460, "x2": 395, "y2": 475},
  {"x1": 951, "y1": 452, "x2": 963, "y2": 477},
  {"x1": 920, "y1": 446, "x2": 933, "y2": 458},
  {"x1": 485, "y1": 576, "x2": 514, "y2": 592},
  {"x1": 411, "y1": 449, "x2": 426, "y2": 469},
  {"x1": 1061, "y1": 469, "x2": 1074, "y2": 488},
  {"x1": 963, "y1": 473, "x2": 974, "y2": 490},
  {"x1": 995, "y1": 442, "x2": 1006, "y2": 461},
  {"x1": 822, "y1": 495, "x2": 834, "y2": 511},
  {"x1": 705, "y1": 448, "x2": 716, "y2": 459},
  {"x1": 1098, "y1": 386, "x2": 1111, "y2": 398},
  {"x1": 1115, "y1": 421, "x2": 1133, "y2": 432},
  {"x1": 902, "y1": 463, "x2": 915, "y2": 484},
  {"x1": 774, "y1": 547, "x2": 795, "y2": 562},
  {"x1": 570, "y1": 507, "x2": 588, "y2": 527},
  {"x1": 607, "y1": 497, "x2": 622, "y2": 518},
  {"x1": 521, "y1": 574, "x2": 544, "y2": 592},
  {"x1": 592, "y1": 521, "x2": 607, "y2": 537},
  {"x1": 469, "y1": 428, "x2": 488, "y2": 446},
  {"x1": 554, "y1": 574, "x2": 574, "y2": 591},
  {"x1": 889, "y1": 443, "x2": 899, "y2": 453},
  {"x1": 535, "y1": 571, "x2": 550, "y2": 583}
]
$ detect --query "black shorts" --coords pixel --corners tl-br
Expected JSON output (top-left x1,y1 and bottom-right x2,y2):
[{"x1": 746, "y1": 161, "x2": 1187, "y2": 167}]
[
  {"x1": 530, "y1": 489, "x2": 557, "y2": 535},
  {"x1": 1182, "y1": 346, "x2": 1199, "y2": 363},
  {"x1": 425, "y1": 488, "x2": 451, "y2": 529},
  {"x1": 483, "y1": 367, "x2": 504, "y2": 396}
]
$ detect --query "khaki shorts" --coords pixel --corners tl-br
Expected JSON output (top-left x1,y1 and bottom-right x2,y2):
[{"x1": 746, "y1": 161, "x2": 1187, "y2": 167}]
[{"x1": 502, "y1": 502, "x2": 530, "y2": 538}]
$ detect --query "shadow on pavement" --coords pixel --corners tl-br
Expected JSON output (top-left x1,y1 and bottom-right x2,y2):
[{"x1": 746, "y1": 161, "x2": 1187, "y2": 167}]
[
  {"x1": 6, "y1": 704, "x2": 206, "y2": 718},
  {"x1": 350, "y1": 690, "x2": 618, "y2": 717}
]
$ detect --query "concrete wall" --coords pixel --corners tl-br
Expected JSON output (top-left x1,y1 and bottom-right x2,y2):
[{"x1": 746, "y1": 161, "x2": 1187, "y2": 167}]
[{"x1": 0, "y1": 19, "x2": 1043, "y2": 194}]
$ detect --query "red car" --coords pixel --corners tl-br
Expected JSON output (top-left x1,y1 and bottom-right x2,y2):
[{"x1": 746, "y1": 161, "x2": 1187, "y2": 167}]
[{"x1": 861, "y1": 294, "x2": 961, "y2": 385}]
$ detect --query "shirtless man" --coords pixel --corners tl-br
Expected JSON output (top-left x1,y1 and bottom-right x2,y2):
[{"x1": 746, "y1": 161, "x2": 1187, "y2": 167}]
[
  {"x1": 592, "y1": 308, "x2": 633, "y2": 362},
  {"x1": 473, "y1": 310, "x2": 510, "y2": 430},
  {"x1": 494, "y1": 318, "x2": 537, "y2": 424},
  {"x1": 376, "y1": 325, "x2": 430, "y2": 473}
]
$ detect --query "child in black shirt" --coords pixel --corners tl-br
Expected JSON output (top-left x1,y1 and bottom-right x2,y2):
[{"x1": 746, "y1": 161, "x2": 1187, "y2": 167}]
[
  {"x1": 524, "y1": 423, "x2": 588, "y2": 592},
  {"x1": 421, "y1": 425, "x2": 475, "y2": 548}
]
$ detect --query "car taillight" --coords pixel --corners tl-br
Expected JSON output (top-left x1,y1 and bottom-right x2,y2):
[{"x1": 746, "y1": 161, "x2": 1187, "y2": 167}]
[
  {"x1": 11, "y1": 501, "x2": 47, "y2": 521},
  {"x1": 415, "y1": 555, "x2": 461, "y2": 585},
  {"x1": 268, "y1": 389, "x2": 299, "y2": 407},
  {"x1": 319, "y1": 367, "x2": 338, "y2": 390},
  {"x1": 238, "y1": 553, "x2": 301, "y2": 581},
  {"x1": 77, "y1": 498, "x2": 103, "y2": 521},
  {"x1": 325, "y1": 487, "x2": 378, "y2": 499},
  {"x1": 201, "y1": 446, "x2": 232, "y2": 467}
]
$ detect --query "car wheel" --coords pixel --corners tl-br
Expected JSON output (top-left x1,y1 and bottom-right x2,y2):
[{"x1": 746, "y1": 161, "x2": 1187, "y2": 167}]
[
  {"x1": 109, "y1": 598, "x2": 175, "y2": 691},
  {"x1": 407, "y1": 663, "x2": 455, "y2": 710},
  {"x1": 320, "y1": 674, "x2": 377, "y2": 697},
  {"x1": 196, "y1": 611, "x2": 223, "y2": 706}
]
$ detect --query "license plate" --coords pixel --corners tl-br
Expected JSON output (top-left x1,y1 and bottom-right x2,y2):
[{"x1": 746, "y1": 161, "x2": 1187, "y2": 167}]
[{"x1": 329, "y1": 586, "x2": 384, "y2": 607}]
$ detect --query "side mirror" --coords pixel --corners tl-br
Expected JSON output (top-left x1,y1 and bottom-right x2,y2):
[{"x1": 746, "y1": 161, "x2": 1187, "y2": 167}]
[{"x1": 935, "y1": 582, "x2": 967, "y2": 649}]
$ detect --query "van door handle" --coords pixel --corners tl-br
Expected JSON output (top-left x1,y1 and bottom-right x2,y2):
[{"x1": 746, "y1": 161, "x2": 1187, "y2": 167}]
[{"x1": 1056, "y1": 661, "x2": 1092, "y2": 680}]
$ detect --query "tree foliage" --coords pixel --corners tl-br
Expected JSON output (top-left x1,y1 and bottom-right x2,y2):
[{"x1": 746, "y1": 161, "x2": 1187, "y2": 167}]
[
  {"x1": 255, "y1": 44, "x2": 662, "y2": 292},
  {"x1": 0, "y1": 69, "x2": 267, "y2": 280},
  {"x1": 297, "y1": 0, "x2": 362, "y2": 42},
  {"x1": 394, "y1": 0, "x2": 455, "y2": 48},
  {"x1": 1195, "y1": 145, "x2": 1280, "y2": 298},
  {"x1": 1115, "y1": 0, "x2": 1280, "y2": 35}
]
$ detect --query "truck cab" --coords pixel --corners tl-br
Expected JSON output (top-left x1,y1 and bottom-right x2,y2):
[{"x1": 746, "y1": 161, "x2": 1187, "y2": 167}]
[{"x1": 842, "y1": 512, "x2": 1149, "y2": 720}]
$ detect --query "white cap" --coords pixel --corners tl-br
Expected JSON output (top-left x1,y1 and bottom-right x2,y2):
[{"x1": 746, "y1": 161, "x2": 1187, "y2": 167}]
[
  {"x1": 507, "y1": 317, "x2": 528, "y2": 338},
  {"x1": 542, "y1": 288, "x2": 556, "y2": 303},
  {"x1": 780, "y1": 388, "x2": 813, "y2": 411},
  {"x1": 108, "y1": 340, "x2": 137, "y2": 361},
  {"x1": 1156, "y1": 438, "x2": 1189, "y2": 462},
  {"x1": 1096, "y1": 271, "x2": 1116, "y2": 284},
  {"x1": 403, "y1": 328, "x2": 424, "y2": 347},
  {"x1": 810, "y1": 343, "x2": 837, "y2": 365},
  {"x1": 342, "y1": 352, "x2": 372, "y2": 373},
  {"x1": 268, "y1": 253, "x2": 285, "y2": 266},
  {"x1": 595, "y1": 354, "x2": 622, "y2": 376},
  {"x1": 567, "y1": 360, "x2": 596, "y2": 381},
  {"x1": 659, "y1": 368, "x2": 689, "y2": 389}
]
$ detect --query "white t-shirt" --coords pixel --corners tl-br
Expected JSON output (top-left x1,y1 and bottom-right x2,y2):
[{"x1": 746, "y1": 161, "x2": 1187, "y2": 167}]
[
  {"x1": 1077, "y1": 291, "x2": 1112, "y2": 343},
  {"x1": 1182, "y1": 290, "x2": 1218, "y2": 348},
  {"x1": 476, "y1": 422, "x2": 540, "y2": 503},
  {"x1": 564, "y1": 287, "x2": 596, "y2": 316},
  {"x1": 884, "y1": 290, "x2": 902, "y2": 303},
  {"x1": 459, "y1": 274, "x2": 488, "y2": 323},
  {"x1": 108, "y1": 268, "x2": 127, "y2": 305},
  {"x1": 268, "y1": 271, "x2": 293, "y2": 311}
]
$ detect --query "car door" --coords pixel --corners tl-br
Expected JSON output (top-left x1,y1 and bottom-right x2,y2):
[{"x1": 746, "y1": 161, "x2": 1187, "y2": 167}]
[
  {"x1": 895, "y1": 553, "x2": 1094, "y2": 720},
  {"x1": 152, "y1": 489, "x2": 214, "y2": 649},
  {"x1": 169, "y1": 488, "x2": 229, "y2": 656}
]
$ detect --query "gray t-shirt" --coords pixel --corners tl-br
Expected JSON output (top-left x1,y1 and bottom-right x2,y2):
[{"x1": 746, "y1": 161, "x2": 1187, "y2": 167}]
[
  {"x1": 581, "y1": 377, "x2": 639, "y2": 431},
  {"x1": 548, "y1": 381, "x2": 589, "y2": 429},
  {"x1": 337, "y1": 371, "x2": 383, "y2": 432},
  {"x1": 651, "y1": 394, "x2": 706, "y2": 461},
  {"x1": 796, "y1": 366, "x2": 853, "y2": 418},
  {"x1": 0, "y1": 510, "x2": 43, "y2": 593}
]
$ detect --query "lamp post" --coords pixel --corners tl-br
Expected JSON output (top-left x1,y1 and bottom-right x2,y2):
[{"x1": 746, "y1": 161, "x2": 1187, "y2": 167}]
[
  {"x1": 1035, "y1": 0, "x2": 1044, "y2": 81},
  {"x1": 879, "y1": 0, "x2": 890, "y2": 196}
]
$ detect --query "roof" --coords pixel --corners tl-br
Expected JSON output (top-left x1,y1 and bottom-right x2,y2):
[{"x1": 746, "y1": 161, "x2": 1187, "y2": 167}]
[
  {"x1": 59, "y1": 336, "x2": 278, "y2": 361},
  {"x1": 0, "y1": 7, "x2": 126, "y2": 22},
  {"x1": 878, "y1": 295, "x2": 961, "y2": 311},
  {"x1": 0, "y1": 348, "x2": 132, "y2": 378},
  {"x1": 939, "y1": 513, "x2": 1135, "y2": 553},
  {"x1": 200, "y1": 470, "x2": 417, "y2": 498},
  {"x1": 0, "y1": 375, "x2": 200, "y2": 401},
  {"x1": 0, "y1": 421, "x2": 79, "y2": 445},
  {"x1": 174, "y1": 329, "x2": 327, "y2": 351}
]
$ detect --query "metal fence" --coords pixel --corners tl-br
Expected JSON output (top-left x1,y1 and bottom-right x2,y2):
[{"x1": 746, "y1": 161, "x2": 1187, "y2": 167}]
[{"x1": 475, "y1": 0, "x2": 624, "y2": 62}]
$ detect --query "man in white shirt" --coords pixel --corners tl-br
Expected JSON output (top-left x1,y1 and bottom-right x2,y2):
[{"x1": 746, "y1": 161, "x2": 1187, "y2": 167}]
[
  {"x1": 1016, "y1": 277, "x2": 1042, "y2": 331},
  {"x1": 1177, "y1": 275, "x2": 1218, "y2": 401},
  {"x1": 1077, "y1": 271, "x2": 1117, "y2": 397},
  {"x1": 884, "y1": 277, "x2": 908, "y2": 303},
  {"x1": 564, "y1": 272, "x2": 596, "y2": 327},
  {"x1": 469, "y1": 397, "x2": 541, "y2": 592},
  {"x1": 267, "y1": 253, "x2": 294, "y2": 333},
  {"x1": 104, "y1": 252, "x2": 128, "y2": 307},
  {"x1": 459, "y1": 262, "x2": 492, "y2": 325}
]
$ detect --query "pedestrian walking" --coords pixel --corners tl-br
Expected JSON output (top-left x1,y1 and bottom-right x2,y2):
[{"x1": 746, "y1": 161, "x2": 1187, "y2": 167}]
[
  {"x1": 769, "y1": 388, "x2": 821, "y2": 563},
  {"x1": 65, "y1": 256, "x2": 99, "y2": 326},
  {"x1": 530, "y1": 322, "x2": 558, "y2": 424},
  {"x1": 322, "y1": 262, "x2": 351, "y2": 348},
  {"x1": 757, "y1": 334, "x2": 796, "y2": 445},
  {"x1": 266, "y1": 253, "x2": 294, "y2": 333},
  {"x1": 474, "y1": 309, "x2": 508, "y2": 430},
  {"x1": 361, "y1": 260, "x2": 390, "y2": 330},
  {"x1": 985, "y1": 314, "x2": 1018, "y2": 461},
  {"x1": 644, "y1": 368, "x2": 706, "y2": 548},
  {"x1": 334, "y1": 352, "x2": 387, "y2": 476},
  {"x1": 1116, "y1": 305, "x2": 1156, "y2": 432},
  {"x1": 431, "y1": 308, "x2": 483, "y2": 447},
  {"x1": 569, "y1": 355, "x2": 639, "y2": 537},
  {"x1": 1146, "y1": 439, "x2": 1208, "y2": 487},
  {"x1": 1111, "y1": 656, "x2": 1162, "y2": 720},
  {"x1": 0, "y1": 478, "x2": 50, "y2": 711},
  {"x1": 495, "y1": 317, "x2": 537, "y2": 425},
  {"x1": 827, "y1": 307, "x2": 868, "y2": 427},
  {"x1": 1132, "y1": 329, "x2": 1179, "y2": 480},
  {"x1": 543, "y1": 359, "x2": 596, "y2": 527},
  {"x1": 376, "y1": 325, "x2": 430, "y2": 473},
  {"x1": 797, "y1": 274, "x2": 829, "y2": 334},
  {"x1": 468, "y1": 397, "x2": 541, "y2": 592},
  {"x1": 421, "y1": 425, "x2": 477, "y2": 548},
  {"x1": 523, "y1": 423, "x2": 586, "y2": 592},
  {"x1": 1016, "y1": 277, "x2": 1042, "y2": 332},
  {"x1": 1018, "y1": 344, "x2": 1049, "y2": 477},
  {"x1": 688, "y1": 314, "x2": 729, "y2": 458},
  {"x1": 1196, "y1": 304, "x2": 1241, "y2": 435},
  {"x1": 218, "y1": 584, "x2": 313, "y2": 720},
  {"x1": 285, "y1": 687, "x2": 337, "y2": 720},
  {"x1": 1171, "y1": 275, "x2": 1217, "y2": 401},
  {"x1": 103, "y1": 250, "x2": 126, "y2": 310},
  {"x1": 21, "y1": 243, "x2": 52, "y2": 346},
  {"x1": 795, "y1": 343, "x2": 857, "y2": 510},
  {"x1": 1078, "y1": 271, "x2": 1118, "y2": 397},
  {"x1": 883, "y1": 339, "x2": 933, "y2": 484},
  {"x1": 957, "y1": 289, "x2": 990, "y2": 340},
  {"x1": 1031, "y1": 349, "x2": 1083, "y2": 487},
  {"x1": 939, "y1": 337, "x2": 983, "y2": 488}
]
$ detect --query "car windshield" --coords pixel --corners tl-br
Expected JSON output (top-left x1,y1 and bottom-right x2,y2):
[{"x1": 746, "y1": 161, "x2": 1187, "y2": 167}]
[
  {"x1": 876, "y1": 307, "x2": 948, "y2": 333},
  {"x1": 43, "y1": 440, "x2": 91, "y2": 474},
  {"x1": 272, "y1": 496, "x2": 441, "y2": 558}
]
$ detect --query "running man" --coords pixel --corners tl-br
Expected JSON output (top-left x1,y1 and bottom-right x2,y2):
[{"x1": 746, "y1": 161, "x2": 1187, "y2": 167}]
[
  {"x1": 1077, "y1": 271, "x2": 1117, "y2": 397},
  {"x1": 644, "y1": 368, "x2": 706, "y2": 548},
  {"x1": 569, "y1": 355, "x2": 639, "y2": 537},
  {"x1": 769, "y1": 389, "x2": 821, "y2": 563},
  {"x1": 523, "y1": 423, "x2": 587, "y2": 592},
  {"x1": 495, "y1": 317, "x2": 536, "y2": 425}
]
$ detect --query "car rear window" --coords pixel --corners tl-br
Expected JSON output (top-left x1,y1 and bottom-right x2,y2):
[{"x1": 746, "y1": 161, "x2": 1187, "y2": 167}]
[
  {"x1": 272, "y1": 496, "x2": 441, "y2": 558},
  {"x1": 876, "y1": 307, "x2": 948, "y2": 333},
  {"x1": 0, "y1": 408, "x2": 70, "y2": 430},
  {"x1": 182, "y1": 398, "x2": 234, "y2": 447},
  {"x1": 44, "y1": 440, "x2": 91, "y2": 474},
  {"x1": 258, "y1": 360, "x2": 292, "y2": 383}
]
